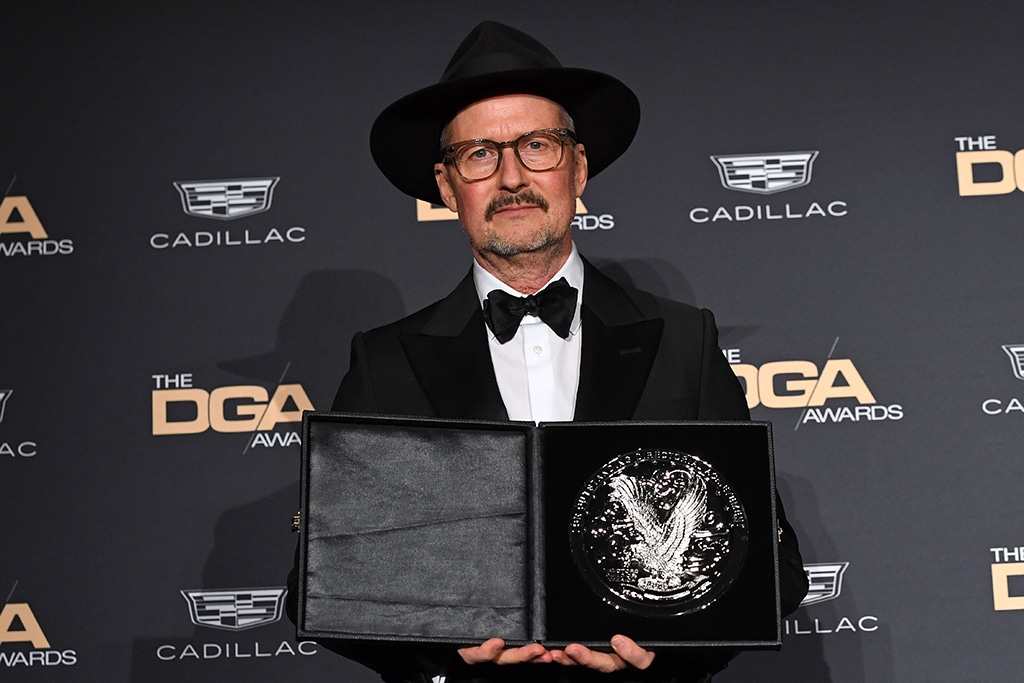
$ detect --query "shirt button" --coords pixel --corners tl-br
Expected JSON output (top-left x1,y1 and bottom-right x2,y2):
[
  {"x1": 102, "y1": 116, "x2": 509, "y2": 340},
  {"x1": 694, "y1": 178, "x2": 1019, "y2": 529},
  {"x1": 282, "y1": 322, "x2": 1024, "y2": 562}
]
[{"x1": 533, "y1": 345, "x2": 543, "y2": 355}]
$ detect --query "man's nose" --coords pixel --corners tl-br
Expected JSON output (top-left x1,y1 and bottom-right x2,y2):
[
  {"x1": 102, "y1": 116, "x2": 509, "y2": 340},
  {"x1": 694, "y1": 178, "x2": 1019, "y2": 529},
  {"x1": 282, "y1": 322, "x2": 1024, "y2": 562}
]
[{"x1": 496, "y1": 146, "x2": 527, "y2": 191}]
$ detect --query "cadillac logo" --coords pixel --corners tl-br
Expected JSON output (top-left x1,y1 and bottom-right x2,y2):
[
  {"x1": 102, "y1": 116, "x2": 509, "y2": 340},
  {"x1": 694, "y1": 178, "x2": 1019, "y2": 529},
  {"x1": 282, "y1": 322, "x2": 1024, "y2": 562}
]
[
  {"x1": 180, "y1": 588, "x2": 287, "y2": 631},
  {"x1": 1002, "y1": 344, "x2": 1024, "y2": 381},
  {"x1": 800, "y1": 562, "x2": 849, "y2": 606},
  {"x1": 174, "y1": 177, "x2": 279, "y2": 220},
  {"x1": 711, "y1": 152, "x2": 818, "y2": 195},
  {"x1": 570, "y1": 450, "x2": 747, "y2": 617}
]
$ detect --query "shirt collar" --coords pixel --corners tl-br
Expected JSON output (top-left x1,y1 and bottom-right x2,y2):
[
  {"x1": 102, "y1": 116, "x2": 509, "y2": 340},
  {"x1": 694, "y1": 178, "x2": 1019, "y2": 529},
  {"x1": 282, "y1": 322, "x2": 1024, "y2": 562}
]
[{"x1": 472, "y1": 244, "x2": 584, "y2": 335}]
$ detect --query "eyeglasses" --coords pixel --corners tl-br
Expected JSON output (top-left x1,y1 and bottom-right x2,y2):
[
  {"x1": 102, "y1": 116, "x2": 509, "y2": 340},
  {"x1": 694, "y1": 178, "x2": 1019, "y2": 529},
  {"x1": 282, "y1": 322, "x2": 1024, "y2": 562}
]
[{"x1": 442, "y1": 128, "x2": 577, "y2": 181}]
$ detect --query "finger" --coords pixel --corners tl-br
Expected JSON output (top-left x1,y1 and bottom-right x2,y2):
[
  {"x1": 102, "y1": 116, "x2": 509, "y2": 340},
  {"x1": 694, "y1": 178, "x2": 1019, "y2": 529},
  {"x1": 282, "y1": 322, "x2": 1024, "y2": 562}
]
[
  {"x1": 610, "y1": 635, "x2": 656, "y2": 670},
  {"x1": 457, "y1": 638, "x2": 506, "y2": 664},
  {"x1": 494, "y1": 643, "x2": 551, "y2": 665},
  {"x1": 561, "y1": 643, "x2": 625, "y2": 673},
  {"x1": 458, "y1": 640, "x2": 553, "y2": 666}
]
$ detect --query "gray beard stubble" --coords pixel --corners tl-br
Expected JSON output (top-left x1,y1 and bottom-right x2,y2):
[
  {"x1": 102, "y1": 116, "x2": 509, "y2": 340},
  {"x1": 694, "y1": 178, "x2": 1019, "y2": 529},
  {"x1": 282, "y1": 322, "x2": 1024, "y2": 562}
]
[{"x1": 481, "y1": 190, "x2": 555, "y2": 256}]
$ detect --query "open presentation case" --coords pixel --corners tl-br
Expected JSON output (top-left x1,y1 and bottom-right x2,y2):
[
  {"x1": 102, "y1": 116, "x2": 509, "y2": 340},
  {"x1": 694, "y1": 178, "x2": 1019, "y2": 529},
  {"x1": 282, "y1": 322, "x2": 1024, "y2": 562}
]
[{"x1": 297, "y1": 413, "x2": 781, "y2": 649}]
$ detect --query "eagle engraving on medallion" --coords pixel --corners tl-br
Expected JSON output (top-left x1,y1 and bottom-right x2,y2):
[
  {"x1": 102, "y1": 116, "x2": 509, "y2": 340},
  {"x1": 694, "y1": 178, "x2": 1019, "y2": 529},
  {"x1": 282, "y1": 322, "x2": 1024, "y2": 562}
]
[
  {"x1": 570, "y1": 450, "x2": 747, "y2": 616},
  {"x1": 609, "y1": 470, "x2": 707, "y2": 594}
]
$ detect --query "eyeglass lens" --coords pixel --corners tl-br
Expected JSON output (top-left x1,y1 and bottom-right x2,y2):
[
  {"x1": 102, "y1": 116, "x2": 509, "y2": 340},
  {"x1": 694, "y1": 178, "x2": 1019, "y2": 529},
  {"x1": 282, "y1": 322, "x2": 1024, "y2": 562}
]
[{"x1": 451, "y1": 130, "x2": 568, "y2": 179}]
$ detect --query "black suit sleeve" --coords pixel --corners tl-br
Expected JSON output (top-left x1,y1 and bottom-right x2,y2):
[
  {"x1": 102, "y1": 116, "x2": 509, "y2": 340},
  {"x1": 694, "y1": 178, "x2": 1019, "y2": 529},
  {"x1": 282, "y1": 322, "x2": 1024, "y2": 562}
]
[
  {"x1": 694, "y1": 309, "x2": 808, "y2": 617},
  {"x1": 333, "y1": 330, "x2": 378, "y2": 413},
  {"x1": 694, "y1": 309, "x2": 752, "y2": 422}
]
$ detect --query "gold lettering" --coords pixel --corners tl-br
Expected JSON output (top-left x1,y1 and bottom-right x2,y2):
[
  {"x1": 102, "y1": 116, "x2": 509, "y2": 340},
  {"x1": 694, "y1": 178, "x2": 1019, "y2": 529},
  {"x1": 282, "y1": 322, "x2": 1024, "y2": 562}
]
[
  {"x1": 0, "y1": 197, "x2": 48, "y2": 238},
  {"x1": 992, "y1": 562, "x2": 1024, "y2": 611},
  {"x1": 415, "y1": 200, "x2": 458, "y2": 222},
  {"x1": 956, "y1": 150, "x2": 1016, "y2": 196},
  {"x1": 209, "y1": 386, "x2": 267, "y2": 432},
  {"x1": 152, "y1": 388, "x2": 209, "y2": 435},
  {"x1": 153, "y1": 384, "x2": 315, "y2": 434},
  {"x1": 257, "y1": 384, "x2": 314, "y2": 430},
  {"x1": 0, "y1": 603, "x2": 51, "y2": 648},
  {"x1": 808, "y1": 359, "x2": 876, "y2": 406},
  {"x1": 758, "y1": 360, "x2": 818, "y2": 409}
]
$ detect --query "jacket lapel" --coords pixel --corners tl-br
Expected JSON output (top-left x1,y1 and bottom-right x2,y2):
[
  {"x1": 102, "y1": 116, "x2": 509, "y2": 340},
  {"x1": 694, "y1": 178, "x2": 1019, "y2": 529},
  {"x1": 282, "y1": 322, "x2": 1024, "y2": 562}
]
[
  {"x1": 574, "y1": 261, "x2": 664, "y2": 421},
  {"x1": 399, "y1": 273, "x2": 509, "y2": 421},
  {"x1": 398, "y1": 261, "x2": 664, "y2": 423}
]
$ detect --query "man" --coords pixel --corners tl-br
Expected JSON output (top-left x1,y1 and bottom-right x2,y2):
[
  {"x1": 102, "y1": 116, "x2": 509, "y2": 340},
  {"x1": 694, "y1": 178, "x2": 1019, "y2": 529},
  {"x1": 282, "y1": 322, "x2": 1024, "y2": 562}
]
[{"x1": 290, "y1": 20, "x2": 807, "y2": 683}]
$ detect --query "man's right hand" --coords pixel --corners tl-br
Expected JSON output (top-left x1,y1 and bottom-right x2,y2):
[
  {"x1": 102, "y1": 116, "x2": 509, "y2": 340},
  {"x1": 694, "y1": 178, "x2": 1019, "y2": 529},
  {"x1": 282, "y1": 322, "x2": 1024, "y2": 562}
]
[{"x1": 458, "y1": 638, "x2": 553, "y2": 665}]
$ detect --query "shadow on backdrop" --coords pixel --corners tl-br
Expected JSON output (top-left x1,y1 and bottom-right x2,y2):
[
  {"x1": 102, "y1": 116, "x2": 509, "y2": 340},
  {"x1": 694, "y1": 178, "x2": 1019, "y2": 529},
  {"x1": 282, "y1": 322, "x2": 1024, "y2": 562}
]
[
  {"x1": 592, "y1": 257, "x2": 760, "y2": 348},
  {"x1": 129, "y1": 270, "x2": 403, "y2": 682},
  {"x1": 128, "y1": 484, "x2": 379, "y2": 682},
  {"x1": 216, "y1": 268, "x2": 407, "y2": 409}
]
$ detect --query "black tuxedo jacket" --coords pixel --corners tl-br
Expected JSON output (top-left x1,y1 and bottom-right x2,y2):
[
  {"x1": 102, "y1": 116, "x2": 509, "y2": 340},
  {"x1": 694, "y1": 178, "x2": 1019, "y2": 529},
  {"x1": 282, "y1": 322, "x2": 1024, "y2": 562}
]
[
  {"x1": 291, "y1": 259, "x2": 807, "y2": 683},
  {"x1": 333, "y1": 259, "x2": 749, "y2": 424}
]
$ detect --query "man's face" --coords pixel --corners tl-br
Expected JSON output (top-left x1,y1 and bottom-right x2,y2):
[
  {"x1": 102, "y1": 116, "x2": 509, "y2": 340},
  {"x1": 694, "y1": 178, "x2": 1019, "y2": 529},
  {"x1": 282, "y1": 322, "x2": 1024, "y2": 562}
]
[{"x1": 434, "y1": 94, "x2": 587, "y2": 260}]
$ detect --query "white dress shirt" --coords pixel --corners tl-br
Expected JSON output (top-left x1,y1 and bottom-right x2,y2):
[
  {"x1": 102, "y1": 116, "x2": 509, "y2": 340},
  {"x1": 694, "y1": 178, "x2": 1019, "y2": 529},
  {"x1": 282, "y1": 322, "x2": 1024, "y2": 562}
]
[{"x1": 472, "y1": 246, "x2": 584, "y2": 423}]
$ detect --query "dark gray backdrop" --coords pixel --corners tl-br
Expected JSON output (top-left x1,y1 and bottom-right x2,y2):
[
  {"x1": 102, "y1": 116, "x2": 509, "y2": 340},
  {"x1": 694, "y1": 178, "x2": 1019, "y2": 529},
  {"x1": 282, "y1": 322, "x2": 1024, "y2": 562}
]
[{"x1": 3, "y1": 1, "x2": 1023, "y2": 681}]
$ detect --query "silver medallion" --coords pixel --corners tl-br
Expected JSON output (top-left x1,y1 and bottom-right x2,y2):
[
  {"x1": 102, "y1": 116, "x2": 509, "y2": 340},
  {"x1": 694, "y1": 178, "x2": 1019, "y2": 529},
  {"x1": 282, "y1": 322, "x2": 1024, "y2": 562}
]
[{"x1": 570, "y1": 449, "x2": 748, "y2": 616}]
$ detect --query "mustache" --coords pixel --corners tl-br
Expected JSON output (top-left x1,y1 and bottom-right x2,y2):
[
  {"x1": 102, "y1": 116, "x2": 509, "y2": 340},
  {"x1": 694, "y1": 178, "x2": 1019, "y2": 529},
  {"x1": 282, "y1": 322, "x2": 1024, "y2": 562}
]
[{"x1": 485, "y1": 191, "x2": 549, "y2": 220}]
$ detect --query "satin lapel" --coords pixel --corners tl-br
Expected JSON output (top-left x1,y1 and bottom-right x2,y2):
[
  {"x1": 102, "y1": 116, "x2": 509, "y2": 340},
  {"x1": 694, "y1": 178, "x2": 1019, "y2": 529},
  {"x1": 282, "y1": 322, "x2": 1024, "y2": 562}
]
[
  {"x1": 574, "y1": 261, "x2": 664, "y2": 421},
  {"x1": 399, "y1": 274, "x2": 509, "y2": 421}
]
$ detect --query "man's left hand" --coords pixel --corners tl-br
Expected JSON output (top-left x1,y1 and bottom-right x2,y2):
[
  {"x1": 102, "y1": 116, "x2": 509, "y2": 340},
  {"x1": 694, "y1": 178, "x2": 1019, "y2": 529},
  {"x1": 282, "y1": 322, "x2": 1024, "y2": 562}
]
[{"x1": 550, "y1": 635, "x2": 655, "y2": 672}]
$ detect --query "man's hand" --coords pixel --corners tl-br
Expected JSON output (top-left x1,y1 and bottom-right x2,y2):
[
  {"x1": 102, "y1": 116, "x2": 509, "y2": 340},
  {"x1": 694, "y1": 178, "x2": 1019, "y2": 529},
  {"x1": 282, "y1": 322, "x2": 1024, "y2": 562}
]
[
  {"x1": 551, "y1": 635, "x2": 656, "y2": 672},
  {"x1": 458, "y1": 638, "x2": 553, "y2": 665}
]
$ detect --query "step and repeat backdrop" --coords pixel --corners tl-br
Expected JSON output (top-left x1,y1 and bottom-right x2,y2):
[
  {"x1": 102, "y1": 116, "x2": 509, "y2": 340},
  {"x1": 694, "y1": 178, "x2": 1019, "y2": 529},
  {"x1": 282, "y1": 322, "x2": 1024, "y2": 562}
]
[{"x1": 3, "y1": 1, "x2": 1023, "y2": 681}]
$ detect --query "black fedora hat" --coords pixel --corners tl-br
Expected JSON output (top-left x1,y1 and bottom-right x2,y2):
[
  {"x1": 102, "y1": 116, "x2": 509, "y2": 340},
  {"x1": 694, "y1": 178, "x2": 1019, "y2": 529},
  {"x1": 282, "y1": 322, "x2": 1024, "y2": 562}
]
[{"x1": 370, "y1": 21, "x2": 641, "y2": 205}]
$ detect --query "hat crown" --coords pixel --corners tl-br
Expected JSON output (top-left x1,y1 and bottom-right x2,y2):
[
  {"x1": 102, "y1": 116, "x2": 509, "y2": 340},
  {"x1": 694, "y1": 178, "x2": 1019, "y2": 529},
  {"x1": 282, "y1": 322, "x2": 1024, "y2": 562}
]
[{"x1": 440, "y1": 21, "x2": 562, "y2": 83}]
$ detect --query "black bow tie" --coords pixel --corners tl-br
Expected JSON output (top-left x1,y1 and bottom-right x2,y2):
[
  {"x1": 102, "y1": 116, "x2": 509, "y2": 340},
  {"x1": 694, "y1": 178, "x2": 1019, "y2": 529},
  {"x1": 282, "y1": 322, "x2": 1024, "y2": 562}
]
[{"x1": 482, "y1": 277, "x2": 579, "y2": 344}]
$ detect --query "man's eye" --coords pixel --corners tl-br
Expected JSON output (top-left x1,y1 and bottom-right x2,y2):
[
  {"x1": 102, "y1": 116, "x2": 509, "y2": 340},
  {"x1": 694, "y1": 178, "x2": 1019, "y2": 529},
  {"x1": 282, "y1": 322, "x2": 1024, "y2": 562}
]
[{"x1": 461, "y1": 146, "x2": 494, "y2": 162}]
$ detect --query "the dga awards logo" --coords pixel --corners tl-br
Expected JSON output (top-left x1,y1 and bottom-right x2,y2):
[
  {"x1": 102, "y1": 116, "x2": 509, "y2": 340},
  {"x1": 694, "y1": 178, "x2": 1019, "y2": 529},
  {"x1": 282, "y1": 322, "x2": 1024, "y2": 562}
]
[
  {"x1": 990, "y1": 546, "x2": 1024, "y2": 611},
  {"x1": 181, "y1": 589, "x2": 286, "y2": 631},
  {"x1": 954, "y1": 135, "x2": 1024, "y2": 196},
  {"x1": 157, "y1": 587, "x2": 316, "y2": 661},
  {"x1": 0, "y1": 390, "x2": 38, "y2": 459},
  {"x1": 690, "y1": 150, "x2": 847, "y2": 223},
  {"x1": 0, "y1": 191, "x2": 74, "y2": 257},
  {"x1": 787, "y1": 563, "x2": 878, "y2": 635},
  {"x1": 981, "y1": 344, "x2": 1024, "y2": 415},
  {"x1": 0, "y1": 587, "x2": 77, "y2": 668},
  {"x1": 725, "y1": 339, "x2": 903, "y2": 426},
  {"x1": 152, "y1": 176, "x2": 306, "y2": 249},
  {"x1": 416, "y1": 197, "x2": 615, "y2": 231},
  {"x1": 151, "y1": 373, "x2": 313, "y2": 449}
]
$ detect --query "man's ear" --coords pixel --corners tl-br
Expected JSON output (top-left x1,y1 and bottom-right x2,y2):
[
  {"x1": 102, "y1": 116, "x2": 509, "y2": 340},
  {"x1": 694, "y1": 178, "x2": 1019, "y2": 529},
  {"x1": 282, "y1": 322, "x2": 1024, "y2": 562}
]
[
  {"x1": 434, "y1": 163, "x2": 458, "y2": 212},
  {"x1": 572, "y1": 144, "x2": 588, "y2": 197}
]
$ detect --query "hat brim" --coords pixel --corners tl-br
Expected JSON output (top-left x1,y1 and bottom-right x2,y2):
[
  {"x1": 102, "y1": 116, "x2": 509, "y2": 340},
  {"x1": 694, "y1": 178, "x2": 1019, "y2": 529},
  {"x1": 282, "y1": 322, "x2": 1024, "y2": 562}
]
[{"x1": 370, "y1": 67, "x2": 640, "y2": 205}]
